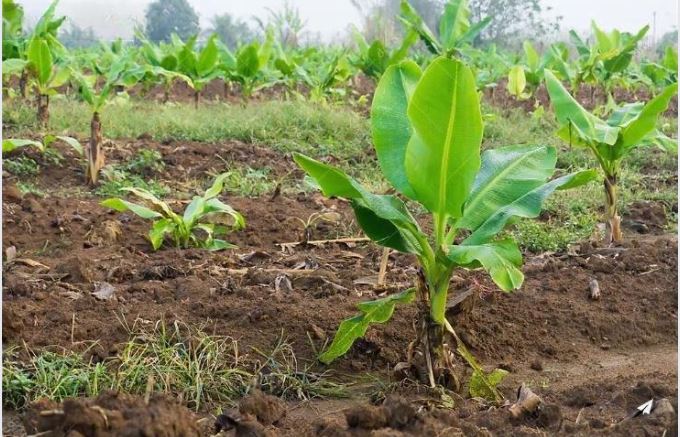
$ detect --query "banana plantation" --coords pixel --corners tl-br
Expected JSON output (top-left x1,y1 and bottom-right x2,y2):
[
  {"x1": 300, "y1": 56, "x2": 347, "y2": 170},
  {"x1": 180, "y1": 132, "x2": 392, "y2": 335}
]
[{"x1": 2, "y1": 0, "x2": 678, "y2": 435}]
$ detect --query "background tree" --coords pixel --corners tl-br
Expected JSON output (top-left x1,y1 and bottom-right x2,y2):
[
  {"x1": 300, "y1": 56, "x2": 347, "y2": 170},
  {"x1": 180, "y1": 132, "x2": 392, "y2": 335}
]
[
  {"x1": 469, "y1": 0, "x2": 562, "y2": 47},
  {"x1": 208, "y1": 13, "x2": 255, "y2": 50},
  {"x1": 60, "y1": 23, "x2": 98, "y2": 48},
  {"x1": 656, "y1": 29, "x2": 678, "y2": 56},
  {"x1": 254, "y1": 1, "x2": 306, "y2": 48},
  {"x1": 144, "y1": 0, "x2": 200, "y2": 42},
  {"x1": 350, "y1": 0, "x2": 443, "y2": 45}
]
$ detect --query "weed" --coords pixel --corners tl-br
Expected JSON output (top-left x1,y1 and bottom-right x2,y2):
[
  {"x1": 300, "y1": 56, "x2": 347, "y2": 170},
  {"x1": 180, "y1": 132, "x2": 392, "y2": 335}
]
[
  {"x1": 2, "y1": 346, "x2": 109, "y2": 409},
  {"x1": 4, "y1": 156, "x2": 40, "y2": 177},
  {"x1": 94, "y1": 148, "x2": 168, "y2": 198},
  {"x1": 16, "y1": 181, "x2": 45, "y2": 197},
  {"x1": 95, "y1": 167, "x2": 168, "y2": 198},
  {"x1": 221, "y1": 166, "x2": 277, "y2": 197},
  {"x1": 253, "y1": 335, "x2": 350, "y2": 401},
  {"x1": 113, "y1": 319, "x2": 251, "y2": 410},
  {"x1": 123, "y1": 148, "x2": 165, "y2": 175}
]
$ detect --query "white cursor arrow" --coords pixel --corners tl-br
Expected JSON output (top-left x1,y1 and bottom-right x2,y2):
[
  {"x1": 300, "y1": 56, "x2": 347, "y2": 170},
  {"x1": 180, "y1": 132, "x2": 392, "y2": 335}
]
[{"x1": 637, "y1": 399, "x2": 654, "y2": 415}]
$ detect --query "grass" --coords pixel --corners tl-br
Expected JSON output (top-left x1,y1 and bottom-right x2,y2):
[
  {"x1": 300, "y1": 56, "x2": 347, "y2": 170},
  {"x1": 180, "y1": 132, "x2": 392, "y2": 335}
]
[
  {"x1": 3, "y1": 98, "x2": 370, "y2": 160},
  {"x1": 219, "y1": 166, "x2": 278, "y2": 197},
  {"x1": 94, "y1": 148, "x2": 168, "y2": 198},
  {"x1": 2, "y1": 346, "x2": 109, "y2": 410},
  {"x1": 2, "y1": 319, "x2": 350, "y2": 412}
]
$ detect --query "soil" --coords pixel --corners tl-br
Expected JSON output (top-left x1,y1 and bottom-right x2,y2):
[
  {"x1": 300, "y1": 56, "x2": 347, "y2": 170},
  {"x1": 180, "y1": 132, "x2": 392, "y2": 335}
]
[
  {"x1": 23, "y1": 391, "x2": 201, "y2": 437},
  {"x1": 3, "y1": 132, "x2": 678, "y2": 435}
]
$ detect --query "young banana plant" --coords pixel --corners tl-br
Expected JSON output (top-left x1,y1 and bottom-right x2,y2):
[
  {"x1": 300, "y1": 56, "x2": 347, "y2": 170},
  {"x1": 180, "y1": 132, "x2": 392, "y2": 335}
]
[
  {"x1": 545, "y1": 70, "x2": 677, "y2": 243},
  {"x1": 135, "y1": 32, "x2": 192, "y2": 102},
  {"x1": 102, "y1": 173, "x2": 245, "y2": 251},
  {"x1": 398, "y1": 0, "x2": 491, "y2": 56},
  {"x1": 569, "y1": 22, "x2": 649, "y2": 101},
  {"x1": 350, "y1": 26, "x2": 418, "y2": 80},
  {"x1": 641, "y1": 46, "x2": 678, "y2": 88},
  {"x1": 176, "y1": 34, "x2": 222, "y2": 108},
  {"x1": 25, "y1": 36, "x2": 71, "y2": 127},
  {"x1": 229, "y1": 30, "x2": 275, "y2": 101},
  {"x1": 75, "y1": 54, "x2": 136, "y2": 185},
  {"x1": 295, "y1": 58, "x2": 594, "y2": 397}
]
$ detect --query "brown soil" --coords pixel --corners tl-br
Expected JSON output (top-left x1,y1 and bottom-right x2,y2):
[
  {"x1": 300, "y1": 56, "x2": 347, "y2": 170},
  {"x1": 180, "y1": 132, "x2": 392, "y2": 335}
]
[
  {"x1": 3, "y1": 138, "x2": 677, "y2": 436},
  {"x1": 23, "y1": 391, "x2": 201, "y2": 436}
]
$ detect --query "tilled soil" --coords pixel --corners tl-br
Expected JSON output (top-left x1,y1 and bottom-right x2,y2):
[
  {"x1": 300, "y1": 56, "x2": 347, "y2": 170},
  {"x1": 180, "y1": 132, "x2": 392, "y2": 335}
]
[{"x1": 2, "y1": 139, "x2": 678, "y2": 436}]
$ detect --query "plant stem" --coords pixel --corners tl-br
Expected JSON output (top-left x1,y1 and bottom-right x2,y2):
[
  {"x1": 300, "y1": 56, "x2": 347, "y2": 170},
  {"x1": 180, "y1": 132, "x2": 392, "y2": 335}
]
[
  {"x1": 86, "y1": 111, "x2": 104, "y2": 185},
  {"x1": 604, "y1": 174, "x2": 622, "y2": 243},
  {"x1": 37, "y1": 93, "x2": 49, "y2": 128}
]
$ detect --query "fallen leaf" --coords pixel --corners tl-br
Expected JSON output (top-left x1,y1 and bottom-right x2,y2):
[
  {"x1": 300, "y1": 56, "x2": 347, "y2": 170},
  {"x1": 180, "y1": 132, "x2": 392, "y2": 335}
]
[
  {"x1": 5, "y1": 246, "x2": 17, "y2": 263},
  {"x1": 15, "y1": 258, "x2": 50, "y2": 269},
  {"x1": 354, "y1": 276, "x2": 378, "y2": 286},
  {"x1": 274, "y1": 274, "x2": 293, "y2": 293},
  {"x1": 92, "y1": 282, "x2": 116, "y2": 300}
]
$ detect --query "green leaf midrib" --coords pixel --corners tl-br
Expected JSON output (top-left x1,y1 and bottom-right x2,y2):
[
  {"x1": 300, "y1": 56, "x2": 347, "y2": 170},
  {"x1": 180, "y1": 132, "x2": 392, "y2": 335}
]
[
  {"x1": 438, "y1": 62, "x2": 460, "y2": 215},
  {"x1": 463, "y1": 148, "x2": 542, "y2": 221}
]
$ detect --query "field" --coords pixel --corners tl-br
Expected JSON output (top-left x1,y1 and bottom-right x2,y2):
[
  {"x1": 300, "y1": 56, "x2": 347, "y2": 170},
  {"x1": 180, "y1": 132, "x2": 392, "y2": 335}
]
[
  {"x1": 2, "y1": 0, "x2": 679, "y2": 435},
  {"x1": 3, "y1": 87, "x2": 678, "y2": 436}
]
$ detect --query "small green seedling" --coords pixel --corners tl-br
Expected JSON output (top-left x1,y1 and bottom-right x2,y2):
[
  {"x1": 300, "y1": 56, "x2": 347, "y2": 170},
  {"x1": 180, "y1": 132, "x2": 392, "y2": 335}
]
[
  {"x1": 295, "y1": 57, "x2": 594, "y2": 400},
  {"x1": 545, "y1": 70, "x2": 677, "y2": 243},
  {"x1": 102, "y1": 173, "x2": 245, "y2": 251}
]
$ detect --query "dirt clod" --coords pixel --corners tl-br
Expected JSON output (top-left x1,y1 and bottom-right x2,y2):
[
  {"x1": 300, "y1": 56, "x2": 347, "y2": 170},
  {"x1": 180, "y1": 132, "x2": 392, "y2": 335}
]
[
  {"x1": 345, "y1": 404, "x2": 389, "y2": 429},
  {"x1": 24, "y1": 391, "x2": 200, "y2": 437},
  {"x1": 239, "y1": 389, "x2": 286, "y2": 426}
]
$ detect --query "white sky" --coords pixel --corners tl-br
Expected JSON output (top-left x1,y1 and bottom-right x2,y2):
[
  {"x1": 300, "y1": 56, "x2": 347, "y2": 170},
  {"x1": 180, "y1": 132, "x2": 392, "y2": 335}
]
[{"x1": 21, "y1": 0, "x2": 678, "y2": 42}]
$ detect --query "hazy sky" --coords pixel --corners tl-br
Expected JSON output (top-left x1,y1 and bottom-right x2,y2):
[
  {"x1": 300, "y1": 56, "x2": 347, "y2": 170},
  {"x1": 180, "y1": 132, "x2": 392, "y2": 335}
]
[{"x1": 21, "y1": 0, "x2": 678, "y2": 42}]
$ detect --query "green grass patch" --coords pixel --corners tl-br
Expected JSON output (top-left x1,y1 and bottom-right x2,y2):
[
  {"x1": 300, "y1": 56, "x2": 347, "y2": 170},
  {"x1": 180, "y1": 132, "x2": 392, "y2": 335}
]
[
  {"x1": 95, "y1": 148, "x2": 168, "y2": 198},
  {"x1": 4, "y1": 99, "x2": 370, "y2": 160},
  {"x1": 219, "y1": 166, "x2": 278, "y2": 197},
  {"x1": 3, "y1": 319, "x2": 350, "y2": 412}
]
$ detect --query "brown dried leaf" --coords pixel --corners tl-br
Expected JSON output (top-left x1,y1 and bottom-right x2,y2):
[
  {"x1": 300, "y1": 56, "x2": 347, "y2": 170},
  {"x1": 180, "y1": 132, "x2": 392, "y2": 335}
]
[{"x1": 92, "y1": 282, "x2": 116, "y2": 300}]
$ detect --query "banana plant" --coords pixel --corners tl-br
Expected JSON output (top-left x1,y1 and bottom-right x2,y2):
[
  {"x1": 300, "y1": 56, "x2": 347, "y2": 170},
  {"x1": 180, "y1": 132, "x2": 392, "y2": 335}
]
[
  {"x1": 545, "y1": 70, "x2": 677, "y2": 243},
  {"x1": 102, "y1": 173, "x2": 245, "y2": 251},
  {"x1": 398, "y1": 0, "x2": 491, "y2": 57},
  {"x1": 298, "y1": 54, "x2": 352, "y2": 103},
  {"x1": 506, "y1": 65, "x2": 528, "y2": 100},
  {"x1": 2, "y1": 0, "x2": 24, "y2": 61},
  {"x1": 641, "y1": 46, "x2": 678, "y2": 88},
  {"x1": 569, "y1": 22, "x2": 649, "y2": 101},
  {"x1": 350, "y1": 26, "x2": 418, "y2": 80},
  {"x1": 25, "y1": 36, "x2": 71, "y2": 127},
  {"x1": 295, "y1": 58, "x2": 594, "y2": 397},
  {"x1": 175, "y1": 34, "x2": 222, "y2": 108},
  {"x1": 3, "y1": 134, "x2": 82, "y2": 157},
  {"x1": 135, "y1": 32, "x2": 192, "y2": 102},
  {"x1": 3, "y1": 0, "x2": 68, "y2": 99},
  {"x1": 74, "y1": 54, "x2": 136, "y2": 185},
  {"x1": 228, "y1": 30, "x2": 275, "y2": 101},
  {"x1": 506, "y1": 41, "x2": 543, "y2": 99}
]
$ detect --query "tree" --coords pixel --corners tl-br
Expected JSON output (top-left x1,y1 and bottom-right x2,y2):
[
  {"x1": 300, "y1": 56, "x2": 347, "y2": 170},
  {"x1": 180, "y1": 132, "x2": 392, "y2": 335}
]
[
  {"x1": 656, "y1": 29, "x2": 678, "y2": 56},
  {"x1": 60, "y1": 22, "x2": 98, "y2": 48},
  {"x1": 208, "y1": 13, "x2": 255, "y2": 50},
  {"x1": 350, "y1": 0, "x2": 443, "y2": 44},
  {"x1": 469, "y1": 0, "x2": 561, "y2": 47},
  {"x1": 144, "y1": 0, "x2": 199, "y2": 43},
  {"x1": 255, "y1": 0, "x2": 306, "y2": 48}
]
